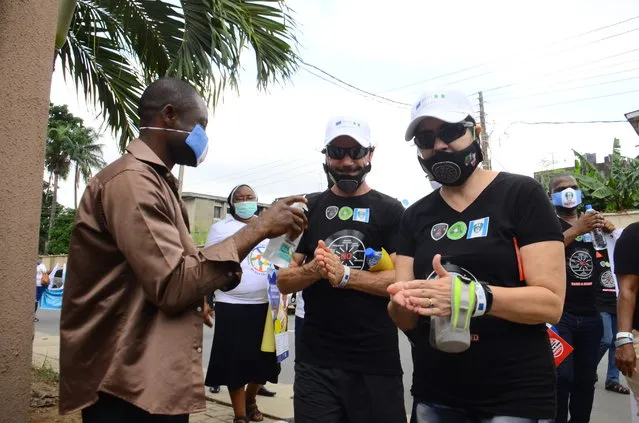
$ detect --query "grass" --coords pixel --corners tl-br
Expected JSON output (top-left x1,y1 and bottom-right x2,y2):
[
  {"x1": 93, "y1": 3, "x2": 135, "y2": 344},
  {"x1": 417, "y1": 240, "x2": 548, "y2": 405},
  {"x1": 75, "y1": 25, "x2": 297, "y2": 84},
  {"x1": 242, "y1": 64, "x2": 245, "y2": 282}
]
[{"x1": 32, "y1": 358, "x2": 59, "y2": 384}]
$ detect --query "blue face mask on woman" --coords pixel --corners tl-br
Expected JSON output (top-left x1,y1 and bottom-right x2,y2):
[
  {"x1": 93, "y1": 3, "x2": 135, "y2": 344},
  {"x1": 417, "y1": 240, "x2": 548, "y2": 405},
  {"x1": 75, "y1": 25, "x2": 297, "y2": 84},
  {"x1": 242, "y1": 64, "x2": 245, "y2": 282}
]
[
  {"x1": 139, "y1": 124, "x2": 209, "y2": 167},
  {"x1": 234, "y1": 201, "x2": 258, "y2": 219}
]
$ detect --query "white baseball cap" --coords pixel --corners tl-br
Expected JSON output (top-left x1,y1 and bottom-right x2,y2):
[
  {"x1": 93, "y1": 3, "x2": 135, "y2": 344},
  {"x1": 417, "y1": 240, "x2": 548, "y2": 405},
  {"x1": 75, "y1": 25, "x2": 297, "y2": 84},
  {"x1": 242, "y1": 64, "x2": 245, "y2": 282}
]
[
  {"x1": 404, "y1": 90, "x2": 475, "y2": 141},
  {"x1": 324, "y1": 116, "x2": 373, "y2": 148}
]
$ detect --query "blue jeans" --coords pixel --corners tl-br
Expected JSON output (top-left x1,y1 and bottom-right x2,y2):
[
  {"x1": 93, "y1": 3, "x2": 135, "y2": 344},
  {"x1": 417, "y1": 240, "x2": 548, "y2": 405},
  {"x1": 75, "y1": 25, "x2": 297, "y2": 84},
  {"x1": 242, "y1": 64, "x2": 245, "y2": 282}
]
[
  {"x1": 598, "y1": 312, "x2": 620, "y2": 384},
  {"x1": 414, "y1": 402, "x2": 552, "y2": 423},
  {"x1": 555, "y1": 312, "x2": 603, "y2": 423}
]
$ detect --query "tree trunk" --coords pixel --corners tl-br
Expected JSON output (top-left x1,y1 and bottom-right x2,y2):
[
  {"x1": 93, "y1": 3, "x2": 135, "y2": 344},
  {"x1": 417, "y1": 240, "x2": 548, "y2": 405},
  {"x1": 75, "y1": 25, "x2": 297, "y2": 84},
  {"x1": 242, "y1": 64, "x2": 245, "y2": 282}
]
[
  {"x1": 46, "y1": 172, "x2": 58, "y2": 254},
  {"x1": 74, "y1": 164, "x2": 79, "y2": 208}
]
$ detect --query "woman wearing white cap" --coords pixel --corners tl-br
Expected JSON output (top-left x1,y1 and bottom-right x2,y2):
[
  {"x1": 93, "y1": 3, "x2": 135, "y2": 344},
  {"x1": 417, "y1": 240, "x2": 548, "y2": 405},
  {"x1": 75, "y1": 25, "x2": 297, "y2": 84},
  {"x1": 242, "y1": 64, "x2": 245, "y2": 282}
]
[{"x1": 387, "y1": 90, "x2": 566, "y2": 422}]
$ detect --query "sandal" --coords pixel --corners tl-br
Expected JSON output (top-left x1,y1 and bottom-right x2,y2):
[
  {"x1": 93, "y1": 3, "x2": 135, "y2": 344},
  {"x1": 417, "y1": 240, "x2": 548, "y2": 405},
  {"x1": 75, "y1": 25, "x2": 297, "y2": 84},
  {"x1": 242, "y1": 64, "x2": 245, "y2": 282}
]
[
  {"x1": 246, "y1": 402, "x2": 264, "y2": 422},
  {"x1": 605, "y1": 381, "x2": 630, "y2": 395},
  {"x1": 233, "y1": 417, "x2": 249, "y2": 423}
]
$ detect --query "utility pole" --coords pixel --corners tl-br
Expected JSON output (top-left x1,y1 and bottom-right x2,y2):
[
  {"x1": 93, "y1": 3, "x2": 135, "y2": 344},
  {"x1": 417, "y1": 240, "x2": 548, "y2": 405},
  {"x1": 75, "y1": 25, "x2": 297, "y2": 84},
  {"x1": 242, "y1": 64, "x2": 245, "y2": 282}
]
[
  {"x1": 478, "y1": 91, "x2": 491, "y2": 170},
  {"x1": 178, "y1": 164, "x2": 185, "y2": 196}
]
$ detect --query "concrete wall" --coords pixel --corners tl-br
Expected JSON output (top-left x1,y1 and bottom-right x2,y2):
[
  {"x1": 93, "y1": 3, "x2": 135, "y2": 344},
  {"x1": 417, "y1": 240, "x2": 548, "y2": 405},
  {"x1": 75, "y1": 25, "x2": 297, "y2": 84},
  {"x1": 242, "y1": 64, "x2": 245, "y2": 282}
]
[
  {"x1": 39, "y1": 255, "x2": 69, "y2": 270},
  {"x1": 0, "y1": 1, "x2": 59, "y2": 421},
  {"x1": 603, "y1": 210, "x2": 639, "y2": 229}
]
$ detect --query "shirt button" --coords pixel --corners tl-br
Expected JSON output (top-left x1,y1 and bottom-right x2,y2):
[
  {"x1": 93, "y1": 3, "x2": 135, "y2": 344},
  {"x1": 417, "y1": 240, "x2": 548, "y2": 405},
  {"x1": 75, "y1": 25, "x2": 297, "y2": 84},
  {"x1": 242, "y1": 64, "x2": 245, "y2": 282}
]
[
  {"x1": 196, "y1": 347, "x2": 202, "y2": 353},
  {"x1": 197, "y1": 306, "x2": 202, "y2": 312}
]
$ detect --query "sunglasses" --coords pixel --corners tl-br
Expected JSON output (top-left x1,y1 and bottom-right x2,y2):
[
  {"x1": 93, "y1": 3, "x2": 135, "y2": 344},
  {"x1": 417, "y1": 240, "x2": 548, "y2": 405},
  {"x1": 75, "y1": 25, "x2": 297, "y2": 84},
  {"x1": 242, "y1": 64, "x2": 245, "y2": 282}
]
[
  {"x1": 413, "y1": 122, "x2": 474, "y2": 150},
  {"x1": 324, "y1": 145, "x2": 371, "y2": 160}
]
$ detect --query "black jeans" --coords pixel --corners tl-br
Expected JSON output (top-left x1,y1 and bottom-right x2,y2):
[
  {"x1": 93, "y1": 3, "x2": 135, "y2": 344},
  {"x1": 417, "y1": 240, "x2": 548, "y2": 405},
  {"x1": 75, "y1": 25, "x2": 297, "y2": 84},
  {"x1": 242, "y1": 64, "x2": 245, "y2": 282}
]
[
  {"x1": 82, "y1": 392, "x2": 189, "y2": 423},
  {"x1": 295, "y1": 316, "x2": 305, "y2": 356},
  {"x1": 555, "y1": 312, "x2": 603, "y2": 423}
]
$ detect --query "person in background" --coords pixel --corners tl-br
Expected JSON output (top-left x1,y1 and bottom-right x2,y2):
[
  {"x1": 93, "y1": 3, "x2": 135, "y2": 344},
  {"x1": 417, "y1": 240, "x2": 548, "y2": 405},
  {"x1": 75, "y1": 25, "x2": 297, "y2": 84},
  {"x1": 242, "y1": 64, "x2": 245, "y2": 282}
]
[
  {"x1": 613, "y1": 222, "x2": 639, "y2": 413},
  {"x1": 550, "y1": 174, "x2": 615, "y2": 423},
  {"x1": 389, "y1": 89, "x2": 565, "y2": 423},
  {"x1": 204, "y1": 184, "x2": 279, "y2": 423},
  {"x1": 35, "y1": 259, "x2": 48, "y2": 321},
  {"x1": 59, "y1": 78, "x2": 307, "y2": 422},
  {"x1": 595, "y1": 249, "x2": 629, "y2": 394}
]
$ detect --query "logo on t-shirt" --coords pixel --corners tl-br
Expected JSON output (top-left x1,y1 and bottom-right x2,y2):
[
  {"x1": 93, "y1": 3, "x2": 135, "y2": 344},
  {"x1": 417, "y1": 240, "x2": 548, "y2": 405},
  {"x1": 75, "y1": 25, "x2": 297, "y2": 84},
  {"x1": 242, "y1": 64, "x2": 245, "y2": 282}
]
[
  {"x1": 600, "y1": 270, "x2": 615, "y2": 289},
  {"x1": 431, "y1": 223, "x2": 449, "y2": 241},
  {"x1": 353, "y1": 208, "x2": 370, "y2": 223},
  {"x1": 467, "y1": 217, "x2": 489, "y2": 239},
  {"x1": 325, "y1": 229, "x2": 366, "y2": 270},
  {"x1": 447, "y1": 221, "x2": 467, "y2": 240},
  {"x1": 338, "y1": 207, "x2": 354, "y2": 221},
  {"x1": 325, "y1": 206, "x2": 338, "y2": 220},
  {"x1": 568, "y1": 249, "x2": 594, "y2": 280},
  {"x1": 248, "y1": 245, "x2": 270, "y2": 274}
]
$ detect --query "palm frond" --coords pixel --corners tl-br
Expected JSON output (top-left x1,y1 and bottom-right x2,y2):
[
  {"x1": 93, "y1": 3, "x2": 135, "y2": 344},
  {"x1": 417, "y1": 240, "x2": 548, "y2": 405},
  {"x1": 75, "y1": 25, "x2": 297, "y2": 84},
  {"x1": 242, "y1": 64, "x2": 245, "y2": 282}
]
[{"x1": 58, "y1": 0, "x2": 144, "y2": 152}]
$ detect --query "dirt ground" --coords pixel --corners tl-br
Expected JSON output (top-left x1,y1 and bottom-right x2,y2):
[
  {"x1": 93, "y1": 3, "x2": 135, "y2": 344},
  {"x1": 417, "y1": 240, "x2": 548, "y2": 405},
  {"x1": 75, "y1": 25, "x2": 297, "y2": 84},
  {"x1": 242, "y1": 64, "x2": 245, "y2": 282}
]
[{"x1": 30, "y1": 367, "x2": 81, "y2": 423}]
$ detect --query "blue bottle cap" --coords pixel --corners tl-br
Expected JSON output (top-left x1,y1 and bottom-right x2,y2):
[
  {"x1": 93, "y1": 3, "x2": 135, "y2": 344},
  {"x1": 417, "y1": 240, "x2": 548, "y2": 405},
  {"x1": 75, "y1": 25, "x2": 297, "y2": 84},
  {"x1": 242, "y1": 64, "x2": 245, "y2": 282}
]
[{"x1": 364, "y1": 248, "x2": 376, "y2": 258}]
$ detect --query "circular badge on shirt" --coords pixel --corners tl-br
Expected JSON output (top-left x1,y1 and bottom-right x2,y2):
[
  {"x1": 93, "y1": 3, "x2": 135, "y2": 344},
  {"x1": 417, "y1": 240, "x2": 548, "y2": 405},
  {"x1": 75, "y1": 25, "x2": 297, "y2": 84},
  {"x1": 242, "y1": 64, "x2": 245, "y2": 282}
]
[
  {"x1": 249, "y1": 245, "x2": 270, "y2": 273},
  {"x1": 338, "y1": 207, "x2": 354, "y2": 221},
  {"x1": 568, "y1": 249, "x2": 594, "y2": 280},
  {"x1": 325, "y1": 229, "x2": 366, "y2": 270},
  {"x1": 600, "y1": 270, "x2": 615, "y2": 289},
  {"x1": 447, "y1": 221, "x2": 468, "y2": 240}
]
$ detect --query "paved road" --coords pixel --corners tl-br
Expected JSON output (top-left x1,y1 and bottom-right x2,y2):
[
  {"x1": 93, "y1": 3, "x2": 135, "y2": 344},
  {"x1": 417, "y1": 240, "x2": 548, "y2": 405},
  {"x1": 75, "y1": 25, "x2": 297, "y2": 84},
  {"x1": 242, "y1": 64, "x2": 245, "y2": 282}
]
[{"x1": 36, "y1": 309, "x2": 631, "y2": 421}]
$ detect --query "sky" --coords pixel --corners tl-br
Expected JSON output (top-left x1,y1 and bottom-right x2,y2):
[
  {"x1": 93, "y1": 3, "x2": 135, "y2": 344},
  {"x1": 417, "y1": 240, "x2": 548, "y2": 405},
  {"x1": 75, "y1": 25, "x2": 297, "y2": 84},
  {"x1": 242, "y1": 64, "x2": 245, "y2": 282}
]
[{"x1": 49, "y1": 0, "x2": 639, "y2": 209}]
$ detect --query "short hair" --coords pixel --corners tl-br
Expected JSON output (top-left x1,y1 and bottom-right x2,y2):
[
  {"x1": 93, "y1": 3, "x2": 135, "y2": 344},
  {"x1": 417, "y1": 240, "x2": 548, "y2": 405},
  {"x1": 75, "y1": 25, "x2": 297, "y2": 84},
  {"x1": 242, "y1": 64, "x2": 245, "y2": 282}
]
[
  {"x1": 138, "y1": 78, "x2": 201, "y2": 126},
  {"x1": 549, "y1": 173, "x2": 575, "y2": 191}
]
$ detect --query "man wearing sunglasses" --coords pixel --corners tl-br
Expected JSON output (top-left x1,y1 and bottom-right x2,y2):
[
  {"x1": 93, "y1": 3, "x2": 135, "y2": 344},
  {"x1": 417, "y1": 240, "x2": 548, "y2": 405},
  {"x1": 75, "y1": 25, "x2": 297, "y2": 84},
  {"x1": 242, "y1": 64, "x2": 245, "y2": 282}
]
[{"x1": 277, "y1": 117, "x2": 406, "y2": 423}]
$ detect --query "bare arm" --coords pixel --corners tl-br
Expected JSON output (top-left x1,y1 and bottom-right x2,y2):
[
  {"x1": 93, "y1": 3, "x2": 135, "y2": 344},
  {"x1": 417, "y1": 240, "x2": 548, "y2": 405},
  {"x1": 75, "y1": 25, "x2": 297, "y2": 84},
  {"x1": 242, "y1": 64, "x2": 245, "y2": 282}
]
[
  {"x1": 489, "y1": 240, "x2": 566, "y2": 324},
  {"x1": 347, "y1": 268, "x2": 396, "y2": 297},
  {"x1": 615, "y1": 273, "x2": 639, "y2": 377},
  {"x1": 617, "y1": 273, "x2": 639, "y2": 333},
  {"x1": 562, "y1": 227, "x2": 580, "y2": 247},
  {"x1": 276, "y1": 253, "x2": 322, "y2": 295},
  {"x1": 387, "y1": 255, "x2": 419, "y2": 331}
]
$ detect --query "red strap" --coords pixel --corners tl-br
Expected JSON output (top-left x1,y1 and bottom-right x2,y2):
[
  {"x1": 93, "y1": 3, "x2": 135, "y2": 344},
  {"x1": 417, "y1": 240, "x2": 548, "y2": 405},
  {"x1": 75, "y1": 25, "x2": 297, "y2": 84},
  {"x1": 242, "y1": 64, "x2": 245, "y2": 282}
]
[{"x1": 513, "y1": 237, "x2": 525, "y2": 282}]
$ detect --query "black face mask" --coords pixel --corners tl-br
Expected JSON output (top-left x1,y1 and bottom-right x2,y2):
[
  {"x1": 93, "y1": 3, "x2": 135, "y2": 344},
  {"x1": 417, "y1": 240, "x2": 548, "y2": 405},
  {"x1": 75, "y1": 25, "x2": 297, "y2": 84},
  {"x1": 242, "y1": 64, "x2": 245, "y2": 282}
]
[
  {"x1": 323, "y1": 162, "x2": 372, "y2": 194},
  {"x1": 418, "y1": 140, "x2": 483, "y2": 187}
]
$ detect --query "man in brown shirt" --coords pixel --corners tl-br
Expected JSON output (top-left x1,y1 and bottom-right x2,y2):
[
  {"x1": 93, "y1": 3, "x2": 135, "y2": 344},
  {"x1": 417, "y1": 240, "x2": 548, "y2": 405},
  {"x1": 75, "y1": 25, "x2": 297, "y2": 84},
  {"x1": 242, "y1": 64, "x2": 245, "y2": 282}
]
[{"x1": 59, "y1": 78, "x2": 306, "y2": 422}]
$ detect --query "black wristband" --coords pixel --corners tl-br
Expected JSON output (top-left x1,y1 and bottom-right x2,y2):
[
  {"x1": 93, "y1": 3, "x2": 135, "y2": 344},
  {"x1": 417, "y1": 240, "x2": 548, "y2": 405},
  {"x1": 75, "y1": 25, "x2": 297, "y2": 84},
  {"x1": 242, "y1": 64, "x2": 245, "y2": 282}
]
[{"x1": 480, "y1": 282, "x2": 493, "y2": 314}]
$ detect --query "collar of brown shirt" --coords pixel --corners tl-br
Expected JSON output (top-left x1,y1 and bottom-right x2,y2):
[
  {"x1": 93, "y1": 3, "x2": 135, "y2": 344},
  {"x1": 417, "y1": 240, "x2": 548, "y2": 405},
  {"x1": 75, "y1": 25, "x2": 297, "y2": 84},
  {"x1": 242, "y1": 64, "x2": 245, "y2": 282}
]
[{"x1": 59, "y1": 139, "x2": 241, "y2": 415}]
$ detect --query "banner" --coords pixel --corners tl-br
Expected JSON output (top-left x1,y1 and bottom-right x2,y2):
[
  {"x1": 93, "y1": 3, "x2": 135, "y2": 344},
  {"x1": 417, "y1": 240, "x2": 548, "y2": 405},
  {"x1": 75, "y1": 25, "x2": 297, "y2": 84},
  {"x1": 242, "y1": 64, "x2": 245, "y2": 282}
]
[
  {"x1": 547, "y1": 325, "x2": 574, "y2": 367},
  {"x1": 260, "y1": 266, "x2": 290, "y2": 363},
  {"x1": 40, "y1": 286, "x2": 63, "y2": 310}
]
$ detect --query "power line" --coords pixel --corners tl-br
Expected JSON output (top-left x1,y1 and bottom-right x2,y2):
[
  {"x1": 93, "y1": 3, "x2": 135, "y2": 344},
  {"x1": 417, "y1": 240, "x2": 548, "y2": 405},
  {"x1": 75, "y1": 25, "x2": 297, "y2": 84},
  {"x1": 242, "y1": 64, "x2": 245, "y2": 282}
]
[
  {"x1": 488, "y1": 75, "x2": 639, "y2": 104},
  {"x1": 481, "y1": 48, "x2": 639, "y2": 95},
  {"x1": 384, "y1": 15, "x2": 639, "y2": 93},
  {"x1": 300, "y1": 61, "x2": 411, "y2": 107},
  {"x1": 509, "y1": 120, "x2": 627, "y2": 125},
  {"x1": 533, "y1": 88, "x2": 639, "y2": 109}
]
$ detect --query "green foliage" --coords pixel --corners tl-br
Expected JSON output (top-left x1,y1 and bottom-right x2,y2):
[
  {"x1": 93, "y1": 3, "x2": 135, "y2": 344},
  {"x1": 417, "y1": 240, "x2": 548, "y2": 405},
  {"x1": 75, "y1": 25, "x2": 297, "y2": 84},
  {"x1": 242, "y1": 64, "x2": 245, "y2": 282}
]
[
  {"x1": 40, "y1": 181, "x2": 64, "y2": 255},
  {"x1": 571, "y1": 138, "x2": 639, "y2": 212},
  {"x1": 56, "y1": 0, "x2": 299, "y2": 152},
  {"x1": 47, "y1": 208, "x2": 77, "y2": 255}
]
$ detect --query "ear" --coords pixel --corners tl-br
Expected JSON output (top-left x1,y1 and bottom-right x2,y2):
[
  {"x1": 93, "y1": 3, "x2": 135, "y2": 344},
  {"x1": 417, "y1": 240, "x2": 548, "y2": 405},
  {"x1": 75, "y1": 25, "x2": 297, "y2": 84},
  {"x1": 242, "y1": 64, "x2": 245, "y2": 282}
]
[
  {"x1": 368, "y1": 148, "x2": 375, "y2": 162},
  {"x1": 474, "y1": 125, "x2": 482, "y2": 138},
  {"x1": 160, "y1": 104, "x2": 177, "y2": 125}
]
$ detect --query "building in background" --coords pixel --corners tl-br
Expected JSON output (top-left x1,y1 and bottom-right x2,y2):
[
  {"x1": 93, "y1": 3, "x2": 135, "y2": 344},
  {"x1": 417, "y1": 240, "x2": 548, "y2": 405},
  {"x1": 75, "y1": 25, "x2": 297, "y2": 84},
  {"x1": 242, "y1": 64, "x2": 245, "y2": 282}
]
[
  {"x1": 626, "y1": 109, "x2": 639, "y2": 138},
  {"x1": 181, "y1": 192, "x2": 270, "y2": 246}
]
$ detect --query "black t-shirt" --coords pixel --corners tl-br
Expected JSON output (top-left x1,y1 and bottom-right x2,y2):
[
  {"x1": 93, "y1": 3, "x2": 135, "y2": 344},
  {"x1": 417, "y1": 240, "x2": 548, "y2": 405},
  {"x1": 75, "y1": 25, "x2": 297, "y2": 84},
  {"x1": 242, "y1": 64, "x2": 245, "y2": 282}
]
[
  {"x1": 560, "y1": 219, "x2": 599, "y2": 316},
  {"x1": 396, "y1": 172, "x2": 563, "y2": 419},
  {"x1": 296, "y1": 189, "x2": 405, "y2": 375},
  {"x1": 613, "y1": 222, "x2": 639, "y2": 329},
  {"x1": 595, "y1": 250, "x2": 617, "y2": 314}
]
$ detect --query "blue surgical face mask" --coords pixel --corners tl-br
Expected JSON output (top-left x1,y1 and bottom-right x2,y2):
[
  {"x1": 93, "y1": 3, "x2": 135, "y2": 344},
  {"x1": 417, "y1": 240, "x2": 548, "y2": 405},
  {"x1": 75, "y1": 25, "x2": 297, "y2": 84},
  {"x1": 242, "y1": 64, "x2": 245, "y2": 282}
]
[
  {"x1": 234, "y1": 201, "x2": 258, "y2": 219},
  {"x1": 139, "y1": 124, "x2": 209, "y2": 167},
  {"x1": 551, "y1": 188, "x2": 582, "y2": 208}
]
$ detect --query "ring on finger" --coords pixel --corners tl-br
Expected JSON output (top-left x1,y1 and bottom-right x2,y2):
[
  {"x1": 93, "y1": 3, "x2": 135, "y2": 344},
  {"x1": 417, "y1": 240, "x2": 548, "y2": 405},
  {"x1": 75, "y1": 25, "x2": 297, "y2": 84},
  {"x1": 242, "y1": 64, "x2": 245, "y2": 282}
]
[{"x1": 427, "y1": 298, "x2": 435, "y2": 308}]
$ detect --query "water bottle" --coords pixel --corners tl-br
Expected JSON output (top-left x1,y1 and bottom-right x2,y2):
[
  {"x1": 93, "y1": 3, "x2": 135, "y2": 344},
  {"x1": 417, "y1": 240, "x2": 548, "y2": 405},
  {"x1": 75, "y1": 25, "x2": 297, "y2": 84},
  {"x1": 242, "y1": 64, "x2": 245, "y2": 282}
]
[
  {"x1": 262, "y1": 201, "x2": 308, "y2": 268},
  {"x1": 429, "y1": 263, "x2": 473, "y2": 353},
  {"x1": 364, "y1": 248, "x2": 394, "y2": 271},
  {"x1": 585, "y1": 204, "x2": 607, "y2": 251}
]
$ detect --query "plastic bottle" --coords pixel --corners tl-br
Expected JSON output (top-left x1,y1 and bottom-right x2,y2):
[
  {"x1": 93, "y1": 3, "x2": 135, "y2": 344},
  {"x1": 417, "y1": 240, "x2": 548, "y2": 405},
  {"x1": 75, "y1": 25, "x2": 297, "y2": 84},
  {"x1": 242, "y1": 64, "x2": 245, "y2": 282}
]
[
  {"x1": 429, "y1": 263, "x2": 472, "y2": 353},
  {"x1": 364, "y1": 248, "x2": 394, "y2": 271},
  {"x1": 262, "y1": 201, "x2": 308, "y2": 268},
  {"x1": 585, "y1": 204, "x2": 607, "y2": 251}
]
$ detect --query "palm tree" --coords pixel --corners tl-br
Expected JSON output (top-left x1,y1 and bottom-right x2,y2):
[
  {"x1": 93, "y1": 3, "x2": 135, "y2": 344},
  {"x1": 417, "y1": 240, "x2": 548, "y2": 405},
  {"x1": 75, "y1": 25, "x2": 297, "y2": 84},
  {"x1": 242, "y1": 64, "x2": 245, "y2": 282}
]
[
  {"x1": 69, "y1": 127, "x2": 106, "y2": 207},
  {"x1": 45, "y1": 125, "x2": 74, "y2": 253},
  {"x1": 55, "y1": 0, "x2": 299, "y2": 152}
]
